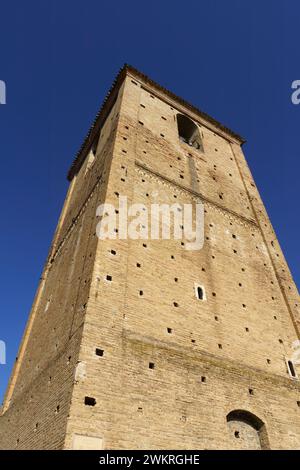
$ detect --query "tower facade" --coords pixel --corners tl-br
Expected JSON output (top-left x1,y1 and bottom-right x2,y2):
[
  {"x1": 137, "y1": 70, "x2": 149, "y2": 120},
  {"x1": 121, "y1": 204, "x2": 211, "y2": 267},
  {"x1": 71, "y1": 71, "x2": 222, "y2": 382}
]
[{"x1": 1, "y1": 66, "x2": 300, "y2": 449}]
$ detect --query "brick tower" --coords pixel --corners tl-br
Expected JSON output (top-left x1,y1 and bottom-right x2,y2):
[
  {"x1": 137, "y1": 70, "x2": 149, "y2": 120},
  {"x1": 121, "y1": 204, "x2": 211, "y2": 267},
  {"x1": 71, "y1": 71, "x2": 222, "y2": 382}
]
[{"x1": 1, "y1": 65, "x2": 300, "y2": 450}]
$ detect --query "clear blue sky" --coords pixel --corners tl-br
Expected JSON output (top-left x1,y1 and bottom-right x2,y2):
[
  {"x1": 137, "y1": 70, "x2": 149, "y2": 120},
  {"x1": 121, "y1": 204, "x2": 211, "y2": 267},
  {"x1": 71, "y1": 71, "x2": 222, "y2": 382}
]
[{"x1": 0, "y1": 0, "x2": 299, "y2": 403}]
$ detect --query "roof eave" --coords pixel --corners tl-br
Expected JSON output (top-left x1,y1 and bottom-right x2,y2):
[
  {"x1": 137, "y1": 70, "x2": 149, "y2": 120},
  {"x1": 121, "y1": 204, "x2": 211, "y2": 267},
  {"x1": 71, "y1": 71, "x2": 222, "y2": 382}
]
[{"x1": 67, "y1": 64, "x2": 246, "y2": 181}]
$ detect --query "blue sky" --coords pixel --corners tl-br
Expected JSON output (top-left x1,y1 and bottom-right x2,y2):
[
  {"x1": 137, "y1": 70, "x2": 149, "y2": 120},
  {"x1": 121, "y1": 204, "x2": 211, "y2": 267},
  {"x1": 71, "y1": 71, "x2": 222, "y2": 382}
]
[{"x1": 0, "y1": 0, "x2": 299, "y2": 403}]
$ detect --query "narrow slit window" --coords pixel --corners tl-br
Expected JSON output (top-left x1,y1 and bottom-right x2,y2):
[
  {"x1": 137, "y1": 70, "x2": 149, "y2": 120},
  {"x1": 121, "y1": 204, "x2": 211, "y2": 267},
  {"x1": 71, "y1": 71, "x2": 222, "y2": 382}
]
[
  {"x1": 287, "y1": 360, "x2": 297, "y2": 378},
  {"x1": 197, "y1": 287, "x2": 203, "y2": 300},
  {"x1": 195, "y1": 284, "x2": 206, "y2": 301}
]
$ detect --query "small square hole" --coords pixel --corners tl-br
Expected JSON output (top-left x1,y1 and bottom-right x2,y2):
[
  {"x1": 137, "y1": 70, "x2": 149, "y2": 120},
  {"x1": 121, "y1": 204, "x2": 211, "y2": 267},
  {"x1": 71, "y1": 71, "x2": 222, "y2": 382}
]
[
  {"x1": 201, "y1": 376, "x2": 206, "y2": 383},
  {"x1": 249, "y1": 388, "x2": 254, "y2": 395},
  {"x1": 95, "y1": 348, "x2": 104, "y2": 357},
  {"x1": 106, "y1": 275, "x2": 112, "y2": 281},
  {"x1": 84, "y1": 396, "x2": 96, "y2": 406},
  {"x1": 167, "y1": 328, "x2": 172, "y2": 334},
  {"x1": 149, "y1": 362, "x2": 155, "y2": 370}
]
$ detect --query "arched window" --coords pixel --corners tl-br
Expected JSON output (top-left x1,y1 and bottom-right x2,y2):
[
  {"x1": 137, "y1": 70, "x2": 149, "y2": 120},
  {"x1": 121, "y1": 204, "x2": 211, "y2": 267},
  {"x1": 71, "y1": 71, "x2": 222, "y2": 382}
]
[
  {"x1": 226, "y1": 410, "x2": 269, "y2": 449},
  {"x1": 177, "y1": 114, "x2": 203, "y2": 151}
]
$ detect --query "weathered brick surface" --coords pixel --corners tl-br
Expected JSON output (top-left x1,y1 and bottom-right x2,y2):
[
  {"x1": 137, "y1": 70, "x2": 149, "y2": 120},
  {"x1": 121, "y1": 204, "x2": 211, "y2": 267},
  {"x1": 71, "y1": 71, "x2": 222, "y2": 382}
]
[{"x1": 1, "y1": 70, "x2": 299, "y2": 449}]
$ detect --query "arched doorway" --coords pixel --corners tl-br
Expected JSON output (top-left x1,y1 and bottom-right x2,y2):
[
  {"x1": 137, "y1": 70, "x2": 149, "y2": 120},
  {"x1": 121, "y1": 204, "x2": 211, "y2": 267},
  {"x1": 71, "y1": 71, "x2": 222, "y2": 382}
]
[{"x1": 226, "y1": 410, "x2": 269, "y2": 449}]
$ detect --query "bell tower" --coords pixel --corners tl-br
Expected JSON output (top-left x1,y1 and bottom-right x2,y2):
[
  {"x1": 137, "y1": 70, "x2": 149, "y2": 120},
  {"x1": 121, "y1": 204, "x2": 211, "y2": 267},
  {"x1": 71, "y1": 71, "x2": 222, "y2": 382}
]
[{"x1": 1, "y1": 65, "x2": 299, "y2": 449}]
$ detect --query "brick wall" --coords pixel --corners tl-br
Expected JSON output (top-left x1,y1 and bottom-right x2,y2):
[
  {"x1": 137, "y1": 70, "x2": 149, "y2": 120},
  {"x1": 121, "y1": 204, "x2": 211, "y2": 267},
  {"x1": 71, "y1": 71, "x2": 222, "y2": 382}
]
[{"x1": 1, "y1": 70, "x2": 299, "y2": 449}]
